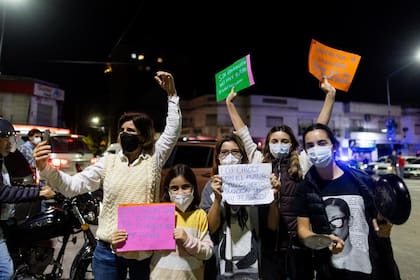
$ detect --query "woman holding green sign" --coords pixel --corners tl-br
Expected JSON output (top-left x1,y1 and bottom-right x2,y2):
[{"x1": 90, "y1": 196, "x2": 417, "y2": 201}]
[{"x1": 225, "y1": 78, "x2": 336, "y2": 280}]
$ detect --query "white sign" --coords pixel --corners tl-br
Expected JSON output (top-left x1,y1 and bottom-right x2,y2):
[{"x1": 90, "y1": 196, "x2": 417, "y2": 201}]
[{"x1": 218, "y1": 163, "x2": 274, "y2": 205}]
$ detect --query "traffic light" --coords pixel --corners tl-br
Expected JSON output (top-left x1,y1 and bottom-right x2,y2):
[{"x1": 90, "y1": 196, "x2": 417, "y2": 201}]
[{"x1": 386, "y1": 118, "x2": 396, "y2": 141}]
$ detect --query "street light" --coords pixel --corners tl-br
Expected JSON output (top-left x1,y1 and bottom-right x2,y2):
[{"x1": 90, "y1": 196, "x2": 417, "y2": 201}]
[
  {"x1": 91, "y1": 116, "x2": 100, "y2": 126},
  {"x1": 385, "y1": 50, "x2": 420, "y2": 141}
]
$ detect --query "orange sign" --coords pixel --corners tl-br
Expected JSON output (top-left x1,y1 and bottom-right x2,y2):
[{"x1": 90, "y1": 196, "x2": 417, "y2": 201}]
[{"x1": 308, "y1": 39, "x2": 361, "y2": 92}]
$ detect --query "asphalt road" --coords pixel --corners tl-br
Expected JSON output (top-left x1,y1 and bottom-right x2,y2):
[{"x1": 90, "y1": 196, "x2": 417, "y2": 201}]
[
  {"x1": 54, "y1": 225, "x2": 96, "y2": 279},
  {"x1": 56, "y1": 179, "x2": 420, "y2": 280},
  {"x1": 391, "y1": 178, "x2": 420, "y2": 280}
]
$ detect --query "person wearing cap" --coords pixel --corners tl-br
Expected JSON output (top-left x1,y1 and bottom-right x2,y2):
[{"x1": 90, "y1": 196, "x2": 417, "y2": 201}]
[
  {"x1": 18, "y1": 128, "x2": 42, "y2": 169},
  {"x1": 0, "y1": 117, "x2": 56, "y2": 280}
]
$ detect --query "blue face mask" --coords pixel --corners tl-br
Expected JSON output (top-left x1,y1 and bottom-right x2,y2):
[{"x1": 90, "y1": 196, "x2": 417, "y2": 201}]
[
  {"x1": 269, "y1": 143, "x2": 291, "y2": 159},
  {"x1": 307, "y1": 145, "x2": 333, "y2": 168}
]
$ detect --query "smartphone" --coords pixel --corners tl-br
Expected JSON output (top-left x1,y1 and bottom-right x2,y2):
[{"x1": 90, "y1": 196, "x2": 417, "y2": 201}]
[{"x1": 43, "y1": 129, "x2": 51, "y2": 145}]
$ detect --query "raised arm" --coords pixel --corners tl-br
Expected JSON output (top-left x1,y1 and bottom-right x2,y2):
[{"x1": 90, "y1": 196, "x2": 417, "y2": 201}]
[
  {"x1": 154, "y1": 71, "x2": 182, "y2": 169},
  {"x1": 154, "y1": 71, "x2": 177, "y2": 97},
  {"x1": 316, "y1": 77, "x2": 336, "y2": 125},
  {"x1": 225, "y1": 88, "x2": 263, "y2": 163},
  {"x1": 226, "y1": 87, "x2": 246, "y2": 131}
]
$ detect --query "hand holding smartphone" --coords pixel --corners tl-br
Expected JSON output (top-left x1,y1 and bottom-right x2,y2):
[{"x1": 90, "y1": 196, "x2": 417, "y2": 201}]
[{"x1": 43, "y1": 129, "x2": 51, "y2": 145}]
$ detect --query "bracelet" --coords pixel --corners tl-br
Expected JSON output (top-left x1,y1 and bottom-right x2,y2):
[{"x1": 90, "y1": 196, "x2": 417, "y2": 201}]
[{"x1": 110, "y1": 244, "x2": 116, "y2": 254}]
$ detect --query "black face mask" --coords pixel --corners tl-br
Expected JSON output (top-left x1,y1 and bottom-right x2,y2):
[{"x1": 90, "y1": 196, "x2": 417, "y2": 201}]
[{"x1": 120, "y1": 132, "x2": 140, "y2": 153}]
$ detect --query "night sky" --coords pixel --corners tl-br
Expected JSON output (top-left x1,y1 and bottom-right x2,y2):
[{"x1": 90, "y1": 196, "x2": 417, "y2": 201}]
[{"x1": 2, "y1": 1, "x2": 420, "y2": 133}]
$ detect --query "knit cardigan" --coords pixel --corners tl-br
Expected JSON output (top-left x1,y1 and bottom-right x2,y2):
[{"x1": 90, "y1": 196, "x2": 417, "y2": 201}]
[{"x1": 96, "y1": 153, "x2": 159, "y2": 260}]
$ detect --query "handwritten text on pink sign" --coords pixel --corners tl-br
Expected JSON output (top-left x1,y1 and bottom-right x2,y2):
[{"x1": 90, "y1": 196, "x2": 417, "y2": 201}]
[{"x1": 117, "y1": 203, "x2": 176, "y2": 252}]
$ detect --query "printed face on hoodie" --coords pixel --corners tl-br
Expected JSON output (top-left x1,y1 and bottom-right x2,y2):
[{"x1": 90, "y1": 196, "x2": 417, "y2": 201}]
[{"x1": 326, "y1": 203, "x2": 350, "y2": 241}]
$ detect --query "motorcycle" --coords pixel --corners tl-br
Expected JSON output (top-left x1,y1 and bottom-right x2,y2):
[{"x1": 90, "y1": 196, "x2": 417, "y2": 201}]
[{"x1": 7, "y1": 190, "x2": 100, "y2": 280}]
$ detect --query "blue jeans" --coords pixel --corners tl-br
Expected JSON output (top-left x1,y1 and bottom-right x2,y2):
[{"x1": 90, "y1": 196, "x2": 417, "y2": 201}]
[
  {"x1": 93, "y1": 240, "x2": 150, "y2": 280},
  {"x1": 0, "y1": 239, "x2": 13, "y2": 280}
]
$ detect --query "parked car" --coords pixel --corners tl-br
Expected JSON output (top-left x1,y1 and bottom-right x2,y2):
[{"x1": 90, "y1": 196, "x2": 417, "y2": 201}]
[
  {"x1": 16, "y1": 126, "x2": 95, "y2": 176},
  {"x1": 100, "y1": 142, "x2": 121, "y2": 157},
  {"x1": 47, "y1": 134, "x2": 96, "y2": 175},
  {"x1": 366, "y1": 155, "x2": 416, "y2": 177},
  {"x1": 161, "y1": 139, "x2": 217, "y2": 199},
  {"x1": 365, "y1": 156, "x2": 393, "y2": 176},
  {"x1": 101, "y1": 139, "x2": 216, "y2": 199},
  {"x1": 404, "y1": 157, "x2": 420, "y2": 178},
  {"x1": 339, "y1": 158, "x2": 366, "y2": 170}
]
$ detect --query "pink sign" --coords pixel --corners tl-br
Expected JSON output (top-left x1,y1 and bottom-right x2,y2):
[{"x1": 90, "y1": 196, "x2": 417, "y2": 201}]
[{"x1": 117, "y1": 203, "x2": 176, "y2": 252}]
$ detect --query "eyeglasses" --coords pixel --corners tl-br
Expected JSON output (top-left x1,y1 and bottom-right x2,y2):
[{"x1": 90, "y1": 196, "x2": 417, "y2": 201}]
[
  {"x1": 329, "y1": 217, "x2": 348, "y2": 229},
  {"x1": 169, "y1": 184, "x2": 193, "y2": 193},
  {"x1": 219, "y1": 149, "x2": 242, "y2": 158}
]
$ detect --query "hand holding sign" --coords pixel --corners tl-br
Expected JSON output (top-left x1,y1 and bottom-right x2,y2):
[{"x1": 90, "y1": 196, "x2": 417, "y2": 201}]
[
  {"x1": 218, "y1": 163, "x2": 274, "y2": 205},
  {"x1": 215, "y1": 54, "x2": 255, "y2": 101},
  {"x1": 117, "y1": 203, "x2": 176, "y2": 252},
  {"x1": 308, "y1": 39, "x2": 361, "y2": 92},
  {"x1": 320, "y1": 77, "x2": 336, "y2": 96}
]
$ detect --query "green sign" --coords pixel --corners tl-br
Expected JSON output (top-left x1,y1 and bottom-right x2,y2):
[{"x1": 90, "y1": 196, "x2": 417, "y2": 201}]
[{"x1": 215, "y1": 54, "x2": 255, "y2": 101}]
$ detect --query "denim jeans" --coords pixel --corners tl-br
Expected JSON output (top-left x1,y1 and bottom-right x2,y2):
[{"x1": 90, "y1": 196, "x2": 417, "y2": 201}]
[
  {"x1": 93, "y1": 240, "x2": 150, "y2": 280},
  {"x1": 0, "y1": 239, "x2": 13, "y2": 280}
]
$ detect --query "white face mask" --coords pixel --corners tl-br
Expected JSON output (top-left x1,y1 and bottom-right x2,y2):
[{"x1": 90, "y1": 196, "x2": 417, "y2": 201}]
[
  {"x1": 269, "y1": 143, "x2": 291, "y2": 159},
  {"x1": 219, "y1": 154, "x2": 241, "y2": 165},
  {"x1": 169, "y1": 191, "x2": 194, "y2": 212},
  {"x1": 32, "y1": 137, "x2": 41, "y2": 145},
  {"x1": 307, "y1": 145, "x2": 333, "y2": 168}
]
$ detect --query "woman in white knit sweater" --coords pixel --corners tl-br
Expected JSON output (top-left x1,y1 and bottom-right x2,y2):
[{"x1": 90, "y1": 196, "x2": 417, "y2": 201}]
[{"x1": 33, "y1": 71, "x2": 182, "y2": 280}]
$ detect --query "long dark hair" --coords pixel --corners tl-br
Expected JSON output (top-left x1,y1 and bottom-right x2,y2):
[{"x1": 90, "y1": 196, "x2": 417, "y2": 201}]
[
  {"x1": 262, "y1": 125, "x2": 302, "y2": 179},
  {"x1": 161, "y1": 163, "x2": 200, "y2": 211},
  {"x1": 118, "y1": 112, "x2": 156, "y2": 154},
  {"x1": 213, "y1": 133, "x2": 249, "y2": 229},
  {"x1": 324, "y1": 197, "x2": 351, "y2": 218}
]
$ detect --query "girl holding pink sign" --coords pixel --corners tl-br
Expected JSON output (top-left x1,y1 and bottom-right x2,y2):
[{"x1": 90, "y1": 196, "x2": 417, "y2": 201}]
[{"x1": 152, "y1": 163, "x2": 213, "y2": 279}]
